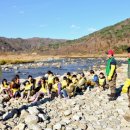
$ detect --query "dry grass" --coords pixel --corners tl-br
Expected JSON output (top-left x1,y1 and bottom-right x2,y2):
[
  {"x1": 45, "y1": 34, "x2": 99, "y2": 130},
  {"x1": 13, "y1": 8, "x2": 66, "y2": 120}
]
[
  {"x1": 0, "y1": 53, "x2": 61, "y2": 65},
  {"x1": 59, "y1": 53, "x2": 128, "y2": 58},
  {"x1": 0, "y1": 53, "x2": 128, "y2": 65}
]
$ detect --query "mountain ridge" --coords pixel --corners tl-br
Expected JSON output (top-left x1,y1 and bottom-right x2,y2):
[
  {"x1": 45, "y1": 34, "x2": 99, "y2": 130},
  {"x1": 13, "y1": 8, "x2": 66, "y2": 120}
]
[{"x1": 0, "y1": 18, "x2": 130, "y2": 55}]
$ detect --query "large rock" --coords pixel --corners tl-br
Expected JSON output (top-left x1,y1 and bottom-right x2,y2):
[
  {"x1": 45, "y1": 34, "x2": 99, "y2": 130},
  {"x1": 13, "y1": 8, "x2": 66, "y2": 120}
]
[
  {"x1": 28, "y1": 124, "x2": 42, "y2": 130},
  {"x1": 20, "y1": 110, "x2": 29, "y2": 119},
  {"x1": 28, "y1": 106, "x2": 39, "y2": 115},
  {"x1": 13, "y1": 123, "x2": 26, "y2": 130},
  {"x1": 0, "y1": 123, "x2": 6, "y2": 129},
  {"x1": 25, "y1": 115, "x2": 39, "y2": 125}
]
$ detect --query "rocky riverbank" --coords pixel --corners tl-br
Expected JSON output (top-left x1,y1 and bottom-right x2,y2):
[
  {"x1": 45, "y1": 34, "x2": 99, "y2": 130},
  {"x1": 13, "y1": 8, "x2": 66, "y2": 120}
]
[
  {"x1": 0, "y1": 64, "x2": 130, "y2": 130},
  {"x1": 0, "y1": 88, "x2": 130, "y2": 130}
]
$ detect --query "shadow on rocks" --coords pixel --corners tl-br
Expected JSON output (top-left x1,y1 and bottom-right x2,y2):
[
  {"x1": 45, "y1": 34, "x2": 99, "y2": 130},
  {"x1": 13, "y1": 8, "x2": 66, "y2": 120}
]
[{"x1": 2, "y1": 97, "x2": 53, "y2": 121}]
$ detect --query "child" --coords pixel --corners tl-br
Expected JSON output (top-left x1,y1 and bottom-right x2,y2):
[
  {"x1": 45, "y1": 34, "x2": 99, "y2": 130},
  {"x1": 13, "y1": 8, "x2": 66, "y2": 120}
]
[
  {"x1": 67, "y1": 72, "x2": 72, "y2": 80},
  {"x1": 61, "y1": 76, "x2": 68, "y2": 89},
  {"x1": 77, "y1": 73, "x2": 87, "y2": 91},
  {"x1": 98, "y1": 72, "x2": 107, "y2": 91},
  {"x1": 51, "y1": 77, "x2": 62, "y2": 98},
  {"x1": 21, "y1": 75, "x2": 36, "y2": 101},
  {"x1": 87, "y1": 70, "x2": 99, "y2": 91},
  {"x1": 29, "y1": 77, "x2": 48, "y2": 102},
  {"x1": 64, "y1": 78, "x2": 76, "y2": 98},
  {"x1": 47, "y1": 71, "x2": 55, "y2": 85},
  {"x1": 61, "y1": 76, "x2": 68, "y2": 98},
  {"x1": 27, "y1": 75, "x2": 36, "y2": 90},
  {"x1": 10, "y1": 78, "x2": 20, "y2": 98},
  {"x1": 15, "y1": 75, "x2": 20, "y2": 84},
  {"x1": 1, "y1": 79, "x2": 9, "y2": 94},
  {"x1": 72, "y1": 75, "x2": 78, "y2": 85}
]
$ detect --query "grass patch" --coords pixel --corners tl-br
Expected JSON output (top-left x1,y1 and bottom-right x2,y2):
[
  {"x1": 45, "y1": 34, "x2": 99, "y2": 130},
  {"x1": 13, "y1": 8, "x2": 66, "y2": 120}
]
[{"x1": 0, "y1": 59, "x2": 34, "y2": 65}]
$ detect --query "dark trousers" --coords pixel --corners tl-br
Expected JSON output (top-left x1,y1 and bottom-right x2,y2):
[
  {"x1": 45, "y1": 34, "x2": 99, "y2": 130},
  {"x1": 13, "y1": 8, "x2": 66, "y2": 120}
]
[
  {"x1": 108, "y1": 73, "x2": 117, "y2": 94},
  {"x1": 128, "y1": 87, "x2": 130, "y2": 108}
]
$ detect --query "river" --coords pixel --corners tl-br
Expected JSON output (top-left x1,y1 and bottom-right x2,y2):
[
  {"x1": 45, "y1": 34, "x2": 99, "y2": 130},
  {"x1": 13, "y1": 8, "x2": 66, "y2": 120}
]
[{"x1": 0, "y1": 58, "x2": 127, "y2": 81}]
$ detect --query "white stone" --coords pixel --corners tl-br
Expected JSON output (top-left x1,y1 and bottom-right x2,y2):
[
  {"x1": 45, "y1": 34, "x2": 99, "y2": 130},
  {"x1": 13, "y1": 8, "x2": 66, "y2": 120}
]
[
  {"x1": 72, "y1": 115, "x2": 81, "y2": 121},
  {"x1": 13, "y1": 123, "x2": 25, "y2": 130},
  {"x1": 53, "y1": 123, "x2": 62, "y2": 130},
  {"x1": 25, "y1": 115, "x2": 39, "y2": 125},
  {"x1": 64, "y1": 110, "x2": 72, "y2": 116},
  {"x1": 38, "y1": 113, "x2": 49, "y2": 121},
  {"x1": 28, "y1": 106, "x2": 39, "y2": 115}
]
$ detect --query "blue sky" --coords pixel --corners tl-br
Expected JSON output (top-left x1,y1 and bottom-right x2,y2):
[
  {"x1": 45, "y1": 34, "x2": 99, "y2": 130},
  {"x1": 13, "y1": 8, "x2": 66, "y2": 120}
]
[{"x1": 0, "y1": 0, "x2": 130, "y2": 40}]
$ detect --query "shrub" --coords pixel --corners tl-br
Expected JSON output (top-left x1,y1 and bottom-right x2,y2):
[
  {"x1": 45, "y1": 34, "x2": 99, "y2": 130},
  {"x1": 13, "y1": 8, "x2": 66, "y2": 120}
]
[
  {"x1": 114, "y1": 45, "x2": 129, "y2": 53},
  {"x1": 0, "y1": 60, "x2": 6, "y2": 65}
]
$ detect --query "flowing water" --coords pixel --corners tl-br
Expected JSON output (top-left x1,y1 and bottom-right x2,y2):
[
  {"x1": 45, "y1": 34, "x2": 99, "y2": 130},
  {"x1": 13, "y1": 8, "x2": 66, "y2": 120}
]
[{"x1": 1, "y1": 58, "x2": 127, "y2": 81}]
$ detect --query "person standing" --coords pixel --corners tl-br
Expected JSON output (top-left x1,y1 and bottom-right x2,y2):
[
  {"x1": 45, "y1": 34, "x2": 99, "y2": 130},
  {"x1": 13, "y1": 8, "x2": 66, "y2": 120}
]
[
  {"x1": 122, "y1": 47, "x2": 130, "y2": 121},
  {"x1": 106, "y1": 50, "x2": 117, "y2": 101}
]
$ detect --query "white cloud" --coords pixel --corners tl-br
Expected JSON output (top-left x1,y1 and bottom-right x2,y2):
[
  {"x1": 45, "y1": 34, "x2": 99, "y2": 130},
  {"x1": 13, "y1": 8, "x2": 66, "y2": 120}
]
[
  {"x1": 87, "y1": 27, "x2": 97, "y2": 33},
  {"x1": 70, "y1": 24, "x2": 80, "y2": 29}
]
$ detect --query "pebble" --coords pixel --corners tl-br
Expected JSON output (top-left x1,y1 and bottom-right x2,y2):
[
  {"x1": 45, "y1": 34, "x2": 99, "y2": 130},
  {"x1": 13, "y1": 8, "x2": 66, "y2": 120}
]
[
  {"x1": 53, "y1": 123, "x2": 62, "y2": 130},
  {"x1": 64, "y1": 110, "x2": 72, "y2": 116},
  {"x1": 72, "y1": 115, "x2": 81, "y2": 121}
]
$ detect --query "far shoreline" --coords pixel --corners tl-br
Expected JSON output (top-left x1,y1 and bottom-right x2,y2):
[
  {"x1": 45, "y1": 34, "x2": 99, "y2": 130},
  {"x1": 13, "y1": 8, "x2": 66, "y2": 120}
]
[{"x1": 0, "y1": 53, "x2": 128, "y2": 65}]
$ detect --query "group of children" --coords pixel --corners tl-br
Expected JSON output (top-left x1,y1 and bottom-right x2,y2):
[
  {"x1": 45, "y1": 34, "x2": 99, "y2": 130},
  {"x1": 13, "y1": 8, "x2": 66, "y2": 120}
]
[
  {"x1": 0, "y1": 70, "x2": 108, "y2": 102},
  {"x1": 1, "y1": 48, "x2": 130, "y2": 122}
]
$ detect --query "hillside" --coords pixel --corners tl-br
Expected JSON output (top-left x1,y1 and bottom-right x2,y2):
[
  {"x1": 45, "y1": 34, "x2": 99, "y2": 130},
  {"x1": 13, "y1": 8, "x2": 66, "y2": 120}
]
[
  {"x1": 0, "y1": 18, "x2": 130, "y2": 55},
  {"x1": 49, "y1": 18, "x2": 130, "y2": 55},
  {"x1": 0, "y1": 37, "x2": 66, "y2": 52}
]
